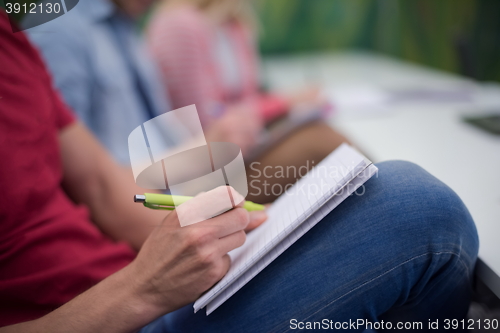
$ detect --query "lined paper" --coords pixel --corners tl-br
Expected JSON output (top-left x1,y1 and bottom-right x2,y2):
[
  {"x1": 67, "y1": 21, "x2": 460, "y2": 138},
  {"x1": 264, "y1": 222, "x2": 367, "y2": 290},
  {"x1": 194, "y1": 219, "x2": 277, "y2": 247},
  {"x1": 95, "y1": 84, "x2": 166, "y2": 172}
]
[{"x1": 193, "y1": 144, "x2": 377, "y2": 313}]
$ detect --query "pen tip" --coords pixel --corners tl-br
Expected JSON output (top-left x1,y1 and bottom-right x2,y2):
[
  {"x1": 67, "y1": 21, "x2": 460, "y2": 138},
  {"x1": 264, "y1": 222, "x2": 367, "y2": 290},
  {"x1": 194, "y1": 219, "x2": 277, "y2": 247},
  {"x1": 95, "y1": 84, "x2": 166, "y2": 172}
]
[{"x1": 134, "y1": 194, "x2": 146, "y2": 203}]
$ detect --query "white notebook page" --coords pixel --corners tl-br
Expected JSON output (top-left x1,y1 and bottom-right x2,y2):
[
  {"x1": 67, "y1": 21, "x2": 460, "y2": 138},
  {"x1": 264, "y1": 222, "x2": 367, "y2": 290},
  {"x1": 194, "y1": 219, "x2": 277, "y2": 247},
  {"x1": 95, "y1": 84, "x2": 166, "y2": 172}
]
[
  {"x1": 205, "y1": 164, "x2": 378, "y2": 314},
  {"x1": 194, "y1": 144, "x2": 377, "y2": 313}
]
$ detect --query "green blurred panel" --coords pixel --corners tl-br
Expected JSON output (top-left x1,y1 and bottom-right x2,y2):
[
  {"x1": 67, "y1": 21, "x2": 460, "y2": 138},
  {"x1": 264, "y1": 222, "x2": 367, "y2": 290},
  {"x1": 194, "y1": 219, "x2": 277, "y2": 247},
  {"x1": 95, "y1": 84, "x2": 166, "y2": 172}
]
[
  {"x1": 257, "y1": 0, "x2": 375, "y2": 53},
  {"x1": 257, "y1": 0, "x2": 500, "y2": 82}
]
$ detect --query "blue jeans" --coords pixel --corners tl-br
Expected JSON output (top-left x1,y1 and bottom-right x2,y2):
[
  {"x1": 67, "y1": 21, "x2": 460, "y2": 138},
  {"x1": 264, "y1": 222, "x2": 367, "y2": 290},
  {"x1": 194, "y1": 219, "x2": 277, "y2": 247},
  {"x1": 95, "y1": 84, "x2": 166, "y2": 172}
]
[{"x1": 140, "y1": 161, "x2": 479, "y2": 332}]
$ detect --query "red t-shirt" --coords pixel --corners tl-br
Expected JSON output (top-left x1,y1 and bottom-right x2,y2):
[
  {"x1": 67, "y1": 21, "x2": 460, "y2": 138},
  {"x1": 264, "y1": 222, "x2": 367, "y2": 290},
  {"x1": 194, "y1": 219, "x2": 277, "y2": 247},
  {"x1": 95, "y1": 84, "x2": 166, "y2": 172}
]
[{"x1": 0, "y1": 12, "x2": 136, "y2": 326}]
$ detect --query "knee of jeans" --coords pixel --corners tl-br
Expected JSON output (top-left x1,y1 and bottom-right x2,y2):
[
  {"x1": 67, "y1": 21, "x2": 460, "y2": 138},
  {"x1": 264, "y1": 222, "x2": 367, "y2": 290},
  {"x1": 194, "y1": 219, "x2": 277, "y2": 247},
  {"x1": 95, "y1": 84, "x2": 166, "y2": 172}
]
[{"x1": 375, "y1": 160, "x2": 479, "y2": 267}]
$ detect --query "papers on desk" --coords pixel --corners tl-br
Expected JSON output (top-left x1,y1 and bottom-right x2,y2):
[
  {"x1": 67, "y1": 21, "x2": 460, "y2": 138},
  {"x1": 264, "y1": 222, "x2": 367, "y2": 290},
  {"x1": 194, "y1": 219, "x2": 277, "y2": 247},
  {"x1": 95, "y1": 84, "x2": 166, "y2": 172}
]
[
  {"x1": 387, "y1": 87, "x2": 474, "y2": 104},
  {"x1": 324, "y1": 85, "x2": 477, "y2": 116},
  {"x1": 324, "y1": 85, "x2": 390, "y2": 116},
  {"x1": 193, "y1": 144, "x2": 378, "y2": 314}
]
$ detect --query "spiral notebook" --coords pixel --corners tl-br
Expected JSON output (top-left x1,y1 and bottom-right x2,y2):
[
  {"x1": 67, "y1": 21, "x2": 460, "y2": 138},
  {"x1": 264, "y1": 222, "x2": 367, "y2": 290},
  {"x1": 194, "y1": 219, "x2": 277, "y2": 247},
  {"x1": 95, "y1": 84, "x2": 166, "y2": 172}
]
[{"x1": 194, "y1": 144, "x2": 378, "y2": 314}]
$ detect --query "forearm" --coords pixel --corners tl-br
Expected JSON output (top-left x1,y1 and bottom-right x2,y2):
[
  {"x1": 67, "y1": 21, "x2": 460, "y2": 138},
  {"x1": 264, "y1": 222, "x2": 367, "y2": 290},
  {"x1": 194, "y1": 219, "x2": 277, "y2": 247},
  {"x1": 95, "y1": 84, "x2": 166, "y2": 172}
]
[
  {"x1": 0, "y1": 187, "x2": 257, "y2": 333},
  {"x1": 60, "y1": 123, "x2": 167, "y2": 250},
  {"x1": 85, "y1": 165, "x2": 167, "y2": 250},
  {"x1": 0, "y1": 264, "x2": 162, "y2": 333}
]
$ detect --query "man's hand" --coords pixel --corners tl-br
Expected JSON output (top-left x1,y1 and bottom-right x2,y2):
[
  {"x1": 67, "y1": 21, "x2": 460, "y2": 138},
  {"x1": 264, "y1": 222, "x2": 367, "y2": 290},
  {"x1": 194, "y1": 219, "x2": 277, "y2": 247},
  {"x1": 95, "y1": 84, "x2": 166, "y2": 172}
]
[
  {"x1": 0, "y1": 187, "x2": 268, "y2": 333},
  {"x1": 246, "y1": 209, "x2": 268, "y2": 232},
  {"x1": 129, "y1": 187, "x2": 263, "y2": 315}
]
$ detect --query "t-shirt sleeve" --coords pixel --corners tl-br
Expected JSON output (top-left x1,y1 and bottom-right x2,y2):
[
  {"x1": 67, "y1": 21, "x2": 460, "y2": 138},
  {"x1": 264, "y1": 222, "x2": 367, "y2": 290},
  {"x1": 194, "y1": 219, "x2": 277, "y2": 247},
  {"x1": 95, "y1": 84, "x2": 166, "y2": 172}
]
[
  {"x1": 51, "y1": 88, "x2": 76, "y2": 130},
  {"x1": 1, "y1": 11, "x2": 77, "y2": 130}
]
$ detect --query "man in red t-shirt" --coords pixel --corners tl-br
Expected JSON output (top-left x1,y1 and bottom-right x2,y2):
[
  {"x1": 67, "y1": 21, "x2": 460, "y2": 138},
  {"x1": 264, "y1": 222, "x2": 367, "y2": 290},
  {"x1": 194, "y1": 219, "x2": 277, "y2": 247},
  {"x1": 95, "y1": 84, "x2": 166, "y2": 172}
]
[
  {"x1": 0, "y1": 10, "x2": 266, "y2": 330},
  {"x1": 0, "y1": 8, "x2": 479, "y2": 333}
]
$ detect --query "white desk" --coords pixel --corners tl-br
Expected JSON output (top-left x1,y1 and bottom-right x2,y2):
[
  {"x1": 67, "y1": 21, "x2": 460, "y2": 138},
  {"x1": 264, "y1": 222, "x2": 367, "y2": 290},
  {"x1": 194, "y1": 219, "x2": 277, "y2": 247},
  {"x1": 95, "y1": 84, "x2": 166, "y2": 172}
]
[{"x1": 263, "y1": 52, "x2": 500, "y2": 296}]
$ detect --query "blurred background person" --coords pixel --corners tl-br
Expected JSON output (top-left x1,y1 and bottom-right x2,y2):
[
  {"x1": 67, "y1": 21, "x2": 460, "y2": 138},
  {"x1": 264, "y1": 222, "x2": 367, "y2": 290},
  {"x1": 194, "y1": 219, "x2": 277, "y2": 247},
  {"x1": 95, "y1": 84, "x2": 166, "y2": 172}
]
[
  {"x1": 24, "y1": 0, "x2": 184, "y2": 166},
  {"x1": 147, "y1": 0, "x2": 326, "y2": 127},
  {"x1": 23, "y1": 0, "x2": 271, "y2": 167},
  {"x1": 25, "y1": 0, "x2": 349, "y2": 203},
  {"x1": 147, "y1": 0, "x2": 351, "y2": 201}
]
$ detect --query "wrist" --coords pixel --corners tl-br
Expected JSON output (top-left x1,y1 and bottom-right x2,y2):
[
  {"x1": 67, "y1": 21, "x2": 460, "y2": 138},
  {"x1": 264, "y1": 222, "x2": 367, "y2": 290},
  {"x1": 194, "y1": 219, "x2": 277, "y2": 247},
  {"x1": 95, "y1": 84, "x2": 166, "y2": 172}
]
[{"x1": 118, "y1": 261, "x2": 168, "y2": 325}]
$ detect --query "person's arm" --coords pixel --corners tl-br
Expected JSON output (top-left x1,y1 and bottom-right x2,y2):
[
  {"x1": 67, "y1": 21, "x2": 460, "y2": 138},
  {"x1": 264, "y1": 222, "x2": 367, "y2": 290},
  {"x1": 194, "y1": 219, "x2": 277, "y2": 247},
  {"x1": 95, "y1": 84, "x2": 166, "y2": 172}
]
[
  {"x1": 0, "y1": 187, "x2": 253, "y2": 333},
  {"x1": 59, "y1": 122, "x2": 166, "y2": 250},
  {"x1": 58, "y1": 122, "x2": 267, "y2": 249},
  {"x1": 0, "y1": 261, "x2": 152, "y2": 333}
]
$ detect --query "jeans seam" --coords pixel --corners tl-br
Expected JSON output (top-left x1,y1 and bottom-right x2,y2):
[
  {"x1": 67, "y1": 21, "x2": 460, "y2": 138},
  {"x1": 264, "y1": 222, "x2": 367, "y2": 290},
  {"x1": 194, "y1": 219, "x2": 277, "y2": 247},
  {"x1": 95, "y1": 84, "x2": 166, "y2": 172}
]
[{"x1": 278, "y1": 251, "x2": 471, "y2": 333}]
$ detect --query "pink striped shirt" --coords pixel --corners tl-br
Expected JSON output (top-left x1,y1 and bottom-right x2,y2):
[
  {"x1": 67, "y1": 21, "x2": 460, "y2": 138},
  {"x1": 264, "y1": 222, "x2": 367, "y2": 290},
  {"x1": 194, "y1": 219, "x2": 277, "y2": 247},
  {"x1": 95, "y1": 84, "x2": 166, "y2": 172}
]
[{"x1": 147, "y1": 5, "x2": 289, "y2": 126}]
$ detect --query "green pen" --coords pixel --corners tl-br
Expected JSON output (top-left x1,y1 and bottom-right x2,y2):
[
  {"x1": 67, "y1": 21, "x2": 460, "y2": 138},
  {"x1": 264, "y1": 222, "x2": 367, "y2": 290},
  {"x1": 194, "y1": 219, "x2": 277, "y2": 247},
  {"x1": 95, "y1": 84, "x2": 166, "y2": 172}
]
[{"x1": 134, "y1": 193, "x2": 265, "y2": 212}]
